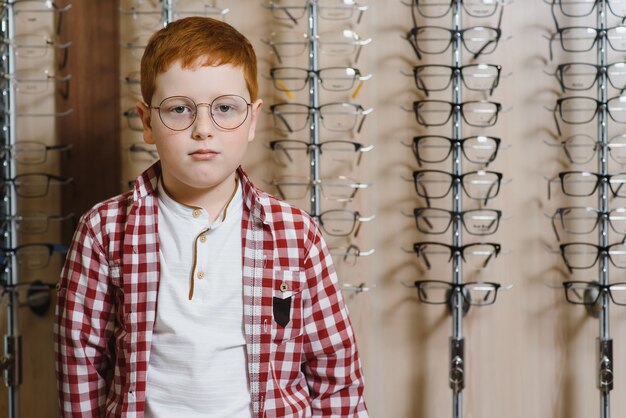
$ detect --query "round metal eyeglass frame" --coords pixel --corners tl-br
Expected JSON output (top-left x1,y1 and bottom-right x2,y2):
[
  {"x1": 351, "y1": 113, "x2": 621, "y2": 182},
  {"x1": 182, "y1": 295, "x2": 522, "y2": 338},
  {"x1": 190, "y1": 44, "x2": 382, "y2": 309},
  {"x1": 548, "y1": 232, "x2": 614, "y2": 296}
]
[{"x1": 149, "y1": 95, "x2": 252, "y2": 131}]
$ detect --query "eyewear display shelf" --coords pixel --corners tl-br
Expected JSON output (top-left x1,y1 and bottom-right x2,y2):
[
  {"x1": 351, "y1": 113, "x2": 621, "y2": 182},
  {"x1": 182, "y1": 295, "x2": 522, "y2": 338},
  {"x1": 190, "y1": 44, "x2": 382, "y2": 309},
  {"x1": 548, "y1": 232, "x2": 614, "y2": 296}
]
[
  {"x1": 2, "y1": 7, "x2": 20, "y2": 417},
  {"x1": 1, "y1": 3, "x2": 72, "y2": 418},
  {"x1": 264, "y1": 0, "x2": 375, "y2": 292},
  {"x1": 406, "y1": 3, "x2": 506, "y2": 418},
  {"x1": 548, "y1": 1, "x2": 614, "y2": 417}
]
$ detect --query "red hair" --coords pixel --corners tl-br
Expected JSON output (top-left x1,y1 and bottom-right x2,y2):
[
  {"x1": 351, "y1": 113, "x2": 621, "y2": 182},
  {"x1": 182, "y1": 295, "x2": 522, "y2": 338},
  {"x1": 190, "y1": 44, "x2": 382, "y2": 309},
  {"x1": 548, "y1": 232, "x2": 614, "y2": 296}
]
[{"x1": 140, "y1": 17, "x2": 258, "y2": 105}]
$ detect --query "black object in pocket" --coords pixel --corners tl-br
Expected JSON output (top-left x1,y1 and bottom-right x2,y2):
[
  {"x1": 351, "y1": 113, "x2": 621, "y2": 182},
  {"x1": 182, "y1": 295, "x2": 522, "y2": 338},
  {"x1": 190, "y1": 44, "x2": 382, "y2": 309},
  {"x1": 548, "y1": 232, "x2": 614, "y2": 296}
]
[{"x1": 273, "y1": 296, "x2": 292, "y2": 327}]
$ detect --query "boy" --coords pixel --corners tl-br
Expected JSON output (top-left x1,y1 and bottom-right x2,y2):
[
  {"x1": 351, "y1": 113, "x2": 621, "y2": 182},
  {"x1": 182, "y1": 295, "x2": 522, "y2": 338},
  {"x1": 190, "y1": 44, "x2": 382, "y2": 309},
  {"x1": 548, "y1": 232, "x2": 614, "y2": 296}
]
[{"x1": 54, "y1": 16, "x2": 368, "y2": 418}]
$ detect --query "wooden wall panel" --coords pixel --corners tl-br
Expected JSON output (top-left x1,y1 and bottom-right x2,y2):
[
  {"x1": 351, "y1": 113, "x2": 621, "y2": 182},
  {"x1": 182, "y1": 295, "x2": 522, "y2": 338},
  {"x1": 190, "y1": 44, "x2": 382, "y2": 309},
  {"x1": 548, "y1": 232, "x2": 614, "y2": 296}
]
[{"x1": 0, "y1": 1, "x2": 119, "y2": 417}]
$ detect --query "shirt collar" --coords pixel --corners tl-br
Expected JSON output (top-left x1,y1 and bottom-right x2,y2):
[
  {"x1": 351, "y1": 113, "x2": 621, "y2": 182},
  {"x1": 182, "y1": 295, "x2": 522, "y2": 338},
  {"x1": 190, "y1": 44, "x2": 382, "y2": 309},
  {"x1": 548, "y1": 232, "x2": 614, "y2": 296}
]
[
  {"x1": 133, "y1": 161, "x2": 268, "y2": 224},
  {"x1": 156, "y1": 174, "x2": 241, "y2": 226}
]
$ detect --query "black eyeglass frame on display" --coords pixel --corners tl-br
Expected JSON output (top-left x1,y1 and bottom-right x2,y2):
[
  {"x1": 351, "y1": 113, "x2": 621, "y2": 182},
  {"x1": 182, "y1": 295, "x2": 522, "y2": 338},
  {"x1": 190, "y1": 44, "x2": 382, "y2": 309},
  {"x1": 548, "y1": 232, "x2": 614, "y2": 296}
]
[
  {"x1": 562, "y1": 280, "x2": 626, "y2": 306},
  {"x1": 411, "y1": 99, "x2": 503, "y2": 128},
  {"x1": 411, "y1": 207, "x2": 503, "y2": 236},
  {"x1": 551, "y1": 95, "x2": 626, "y2": 135},
  {"x1": 406, "y1": 9, "x2": 503, "y2": 60},
  {"x1": 408, "y1": 279, "x2": 503, "y2": 306},
  {"x1": 547, "y1": 171, "x2": 626, "y2": 200},
  {"x1": 410, "y1": 169, "x2": 503, "y2": 206},
  {"x1": 410, "y1": 241, "x2": 502, "y2": 270},
  {"x1": 559, "y1": 242, "x2": 626, "y2": 273},
  {"x1": 552, "y1": 62, "x2": 626, "y2": 93},
  {"x1": 409, "y1": 135, "x2": 501, "y2": 166},
  {"x1": 409, "y1": 63, "x2": 502, "y2": 96},
  {"x1": 550, "y1": 206, "x2": 626, "y2": 241}
]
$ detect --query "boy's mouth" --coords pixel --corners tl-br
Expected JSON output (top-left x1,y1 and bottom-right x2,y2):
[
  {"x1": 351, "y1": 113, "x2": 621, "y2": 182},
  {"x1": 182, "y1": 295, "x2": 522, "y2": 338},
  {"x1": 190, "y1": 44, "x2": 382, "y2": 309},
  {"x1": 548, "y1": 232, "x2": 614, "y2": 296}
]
[{"x1": 189, "y1": 149, "x2": 219, "y2": 159}]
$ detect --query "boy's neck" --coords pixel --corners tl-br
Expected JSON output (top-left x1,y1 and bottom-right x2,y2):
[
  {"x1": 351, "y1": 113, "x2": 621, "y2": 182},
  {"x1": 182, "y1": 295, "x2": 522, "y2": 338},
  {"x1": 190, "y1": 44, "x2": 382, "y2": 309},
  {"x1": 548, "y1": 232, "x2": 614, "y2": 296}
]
[{"x1": 159, "y1": 172, "x2": 239, "y2": 224}]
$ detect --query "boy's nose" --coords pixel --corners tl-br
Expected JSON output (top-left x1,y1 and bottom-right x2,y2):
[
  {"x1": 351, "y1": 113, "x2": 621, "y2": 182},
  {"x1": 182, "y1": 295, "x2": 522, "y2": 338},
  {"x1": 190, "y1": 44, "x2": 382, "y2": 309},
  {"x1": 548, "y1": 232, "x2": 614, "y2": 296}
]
[{"x1": 191, "y1": 104, "x2": 214, "y2": 139}]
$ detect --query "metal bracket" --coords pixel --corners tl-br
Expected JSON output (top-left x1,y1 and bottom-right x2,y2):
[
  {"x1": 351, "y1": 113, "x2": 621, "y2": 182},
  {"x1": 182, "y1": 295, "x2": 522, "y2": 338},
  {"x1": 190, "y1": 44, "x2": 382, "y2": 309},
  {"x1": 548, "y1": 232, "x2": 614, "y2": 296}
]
[
  {"x1": 598, "y1": 338, "x2": 613, "y2": 393},
  {"x1": 446, "y1": 288, "x2": 470, "y2": 317},
  {"x1": 3, "y1": 335, "x2": 21, "y2": 386},
  {"x1": 449, "y1": 337, "x2": 465, "y2": 394}
]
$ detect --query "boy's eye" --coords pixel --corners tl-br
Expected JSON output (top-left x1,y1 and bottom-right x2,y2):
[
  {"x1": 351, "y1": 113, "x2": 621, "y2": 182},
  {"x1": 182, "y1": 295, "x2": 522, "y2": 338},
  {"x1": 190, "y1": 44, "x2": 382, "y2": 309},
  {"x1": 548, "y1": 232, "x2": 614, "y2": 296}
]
[
  {"x1": 215, "y1": 103, "x2": 235, "y2": 113},
  {"x1": 168, "y1": 105, "x2": 192, "y2": 114}
]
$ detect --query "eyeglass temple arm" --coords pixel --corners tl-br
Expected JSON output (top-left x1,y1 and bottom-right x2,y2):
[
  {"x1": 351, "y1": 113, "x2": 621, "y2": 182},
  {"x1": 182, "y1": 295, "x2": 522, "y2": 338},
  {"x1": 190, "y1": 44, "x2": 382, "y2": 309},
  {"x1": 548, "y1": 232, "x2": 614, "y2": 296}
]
[
  {"x1": 560, "y1": 248, "x2": 575, "y2": 274},
  {"x1": 405, "y1": 31, "x2": 422, "y2": 60},
  {"x1": 547, "y1": 176, "x2": 557, "y2": 200},
  {"x1": 355, "y1": 5, "x2": 368, "y2": 25},
  {"x1": 471, "y1": 8, "x2": 505, "y2": 60},
  {"x1": 549, "y1": 1, "x2": 560, "y2": 31},
  {"x1": 414, "y1": 246, "x2": 432, "y2": 270},
  {"x1": 552, "y1": 105, "x2": 562, "y2": 136},
  {"x1": 483, "y1": 181, "x2": 499, "y2": 206},
  {"x1": 551, "y1": 211, "x2": 562, "y2": 242},
  {"x1": 612, "y1": 178, "x2": 625, "y2": 197},
  {"x1": 356, "y1": 108, "x2": 373, "y2": 134},
  {"x1": 274, "y1": 112, "x2": 294, "y2": 133},
  {"x1": 264, "y1": 41, "x2": 284, "y2": 65},
  {"x1": 278, "y1": 6, "x2": 299, "y2": 25},
  {"x1": 417, "y1": 211, "x2": 435, "y2": 231}
]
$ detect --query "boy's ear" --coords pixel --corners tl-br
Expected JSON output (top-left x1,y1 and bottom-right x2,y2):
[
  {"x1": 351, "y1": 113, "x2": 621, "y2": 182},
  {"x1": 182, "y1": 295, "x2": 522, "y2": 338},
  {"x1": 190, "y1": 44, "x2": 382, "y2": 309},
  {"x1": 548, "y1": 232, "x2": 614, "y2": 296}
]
[
  {"x1": 135, "y1": 102, "x2": 155, "y2": 144},
  {"x1": 247, "y1": 99, "x2": 263, "y2": 143}
]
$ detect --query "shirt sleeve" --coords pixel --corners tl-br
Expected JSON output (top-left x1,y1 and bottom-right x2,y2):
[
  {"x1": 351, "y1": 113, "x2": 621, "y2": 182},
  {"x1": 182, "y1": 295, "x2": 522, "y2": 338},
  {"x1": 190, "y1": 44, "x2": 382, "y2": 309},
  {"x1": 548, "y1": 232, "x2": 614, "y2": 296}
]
[
  {"x1": 54, "y1": 213, "x2": 116, "y2": 417},
  {"x1": 301, "y1": 223, "x2": 369, "y2": 417}
]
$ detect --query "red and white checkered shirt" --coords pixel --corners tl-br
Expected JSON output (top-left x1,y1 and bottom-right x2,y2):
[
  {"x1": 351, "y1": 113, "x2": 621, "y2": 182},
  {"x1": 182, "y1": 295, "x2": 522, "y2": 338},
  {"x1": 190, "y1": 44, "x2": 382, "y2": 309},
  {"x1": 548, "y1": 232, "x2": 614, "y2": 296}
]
[{"x1": 54, "y1": 162, "x2": 368, "y2": 418}]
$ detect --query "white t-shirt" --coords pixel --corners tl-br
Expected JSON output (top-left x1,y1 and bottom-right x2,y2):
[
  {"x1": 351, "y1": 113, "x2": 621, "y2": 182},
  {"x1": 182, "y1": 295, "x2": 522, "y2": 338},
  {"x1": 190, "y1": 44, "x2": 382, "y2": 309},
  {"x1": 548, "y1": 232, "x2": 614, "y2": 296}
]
[{"x1": 145, "y1": 178, "x2": 252, "y2": 418}]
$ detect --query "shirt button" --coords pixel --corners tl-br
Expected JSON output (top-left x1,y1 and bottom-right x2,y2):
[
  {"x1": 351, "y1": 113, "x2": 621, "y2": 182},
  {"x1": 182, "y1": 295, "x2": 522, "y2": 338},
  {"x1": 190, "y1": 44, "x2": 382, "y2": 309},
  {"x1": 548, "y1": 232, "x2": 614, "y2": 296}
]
[
  {"x1": 197, "y1": 271, "x2": 205, "y2": 280},
  {"x1": 199, "y1": 235, "x2": 207, "y2": 243},
  {"x1": 192, "y1": 209, "x2": 202, "y2": 218}
]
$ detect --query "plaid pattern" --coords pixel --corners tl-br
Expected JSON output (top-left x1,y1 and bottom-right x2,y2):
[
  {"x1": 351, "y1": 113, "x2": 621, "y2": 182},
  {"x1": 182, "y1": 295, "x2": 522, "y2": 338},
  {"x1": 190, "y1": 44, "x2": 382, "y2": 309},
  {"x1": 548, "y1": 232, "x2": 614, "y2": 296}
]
[{"x1": 55, "y1": 161, "x2": 368, "y2": 417}]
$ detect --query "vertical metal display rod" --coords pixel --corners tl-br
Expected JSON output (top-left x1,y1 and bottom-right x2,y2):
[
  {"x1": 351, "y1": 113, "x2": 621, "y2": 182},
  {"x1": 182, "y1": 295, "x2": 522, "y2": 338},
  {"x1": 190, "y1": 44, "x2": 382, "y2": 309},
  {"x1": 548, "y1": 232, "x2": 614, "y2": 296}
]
[
  {"x1": 163, "y1": 0, "x2": 174, "y2": 26},
  {"x1": 450, "y1": 2, "x2": 464, "y2": 418},
  {"x1": 596, "y1": 1, "x2": 612, "y2": 417},
  {"x1": 308, "y1": 0, "x2": 321, "y2": 217},
  {"x1": 3, "y1": 3, "x2": 20, "y2": 418}
]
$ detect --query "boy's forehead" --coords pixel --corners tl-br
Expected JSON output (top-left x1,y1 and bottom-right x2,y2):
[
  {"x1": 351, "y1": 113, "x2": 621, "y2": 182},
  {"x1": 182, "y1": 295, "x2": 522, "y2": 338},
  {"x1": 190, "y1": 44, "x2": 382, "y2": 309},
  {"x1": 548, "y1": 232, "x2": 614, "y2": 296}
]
[{"x1": 152, "y1": 60, "x2": 250, "y2": 98}]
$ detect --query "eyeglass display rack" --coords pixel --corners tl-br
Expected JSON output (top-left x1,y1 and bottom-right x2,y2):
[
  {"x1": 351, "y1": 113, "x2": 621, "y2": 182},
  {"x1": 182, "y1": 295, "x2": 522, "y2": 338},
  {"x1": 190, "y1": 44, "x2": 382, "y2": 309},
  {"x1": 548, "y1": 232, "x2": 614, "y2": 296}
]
[
  {"x1": 0, "y1": 2, "x2": 72, "y2": 418},
  {"x1": 2, "y1": 7, "x2": 20, "y2": 416},
  {"x1": 263, "y1": 0, "x2": 375, "y2": 293},
  {"x1": 405, "y1": 2, "x2": 507, "y2": 418},
  {"x1": 547, "y1": 1, "x2": 614, "y2": 417}
]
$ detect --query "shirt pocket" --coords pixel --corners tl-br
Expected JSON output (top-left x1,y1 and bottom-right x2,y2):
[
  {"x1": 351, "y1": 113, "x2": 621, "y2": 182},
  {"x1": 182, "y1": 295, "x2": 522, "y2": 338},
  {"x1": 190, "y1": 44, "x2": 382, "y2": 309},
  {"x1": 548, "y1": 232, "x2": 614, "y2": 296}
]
[{"x1": 272, "y1": 269, "x2": 306, "y2": 345}]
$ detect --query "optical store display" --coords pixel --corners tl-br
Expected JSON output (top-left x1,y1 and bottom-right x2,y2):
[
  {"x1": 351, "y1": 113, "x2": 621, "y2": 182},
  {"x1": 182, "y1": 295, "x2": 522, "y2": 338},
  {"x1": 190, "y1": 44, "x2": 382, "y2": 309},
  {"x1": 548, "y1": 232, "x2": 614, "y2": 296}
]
[
  {"x1": 401, "y1": 1, "x2": 510, "y2": 417},
  {"x1": 262, "y1": 0, "x2": 376, "y2": 293},
  {"x1": 4, "y1": 1, "x2": 625, "y2": 416},
  {"x1": 0, "y1": 2, "x2": 74, "y2": 418},
  {"x1": 544, "y1": 1, "x2": 626, "y2": 416}
]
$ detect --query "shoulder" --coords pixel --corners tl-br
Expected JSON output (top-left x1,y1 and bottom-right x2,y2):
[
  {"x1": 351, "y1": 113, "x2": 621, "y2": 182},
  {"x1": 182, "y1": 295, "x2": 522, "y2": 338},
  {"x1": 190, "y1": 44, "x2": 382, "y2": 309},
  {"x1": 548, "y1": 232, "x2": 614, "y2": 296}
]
[
  {"x1": 255, "y1": 189, "x2": 322, "y2": 246},
  {"x1": 78, "y1": 191, "x2": 134, "y2": 237}
]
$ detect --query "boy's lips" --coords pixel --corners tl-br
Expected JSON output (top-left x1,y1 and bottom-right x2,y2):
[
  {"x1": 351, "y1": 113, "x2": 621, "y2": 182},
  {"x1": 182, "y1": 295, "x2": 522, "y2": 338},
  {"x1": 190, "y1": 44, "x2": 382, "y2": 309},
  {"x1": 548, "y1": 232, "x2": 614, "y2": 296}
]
[{"x1": 189, "y1": 149, "x2": 219, "y2": 159}]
